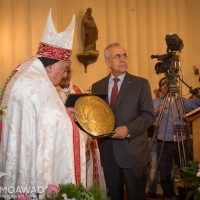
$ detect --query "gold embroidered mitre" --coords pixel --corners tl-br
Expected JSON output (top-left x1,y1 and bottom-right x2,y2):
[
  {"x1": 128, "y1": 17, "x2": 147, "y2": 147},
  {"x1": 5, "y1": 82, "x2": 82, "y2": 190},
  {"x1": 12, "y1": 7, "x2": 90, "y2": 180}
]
[{"x1": 37, "y1": 8, "x2": 75, "y2": 61}]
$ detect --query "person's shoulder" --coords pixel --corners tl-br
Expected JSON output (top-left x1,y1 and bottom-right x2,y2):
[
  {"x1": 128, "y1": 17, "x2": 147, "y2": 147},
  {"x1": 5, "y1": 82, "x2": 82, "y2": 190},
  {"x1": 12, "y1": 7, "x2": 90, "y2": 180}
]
[
  {"x1": 181, "y1": 96, "x2": 187, "y2": 100},
  {"x1": 153, "y1": 97, "x2": 160, "y2": 101},
  {"x1": 126, "y1": 72, "x2": 146, "y2": 80},
  {"x1": 92, "y1": 75, "x2": 109, "y2": 86},
  {"x1": 153, "y1": 98, "x2": 159, "y2": 106},
  {"x1": 126, "y1": 73, "x2": 149, "y2": 83},
  {"x1": 153, "y1": 97, "x2": 162, "y2": 103}
]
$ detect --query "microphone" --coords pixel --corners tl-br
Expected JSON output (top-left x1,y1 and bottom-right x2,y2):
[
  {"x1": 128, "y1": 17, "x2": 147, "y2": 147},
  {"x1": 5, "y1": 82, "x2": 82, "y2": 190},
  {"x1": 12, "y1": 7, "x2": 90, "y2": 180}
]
[
  {"x1": 151, "y1": 52, "x2": 173, "y2": 61},
  {"x1": 151, "y1": 54, "x2": 159, "y2": 59}
]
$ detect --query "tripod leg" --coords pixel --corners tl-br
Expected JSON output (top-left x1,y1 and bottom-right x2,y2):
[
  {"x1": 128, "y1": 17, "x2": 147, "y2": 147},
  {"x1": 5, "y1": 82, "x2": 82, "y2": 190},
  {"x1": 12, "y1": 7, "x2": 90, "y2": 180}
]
[
  {"x1": 171, "y1": 92, "x2": 188, "y2": 167},
  {"x1": 175, "y1": 134, "x2": 184, "y2": 167},
  {"x1": 186, "y1": 133, "x2": 193, "y2": 158},
  {"x1": 176, "y1": 93, "x2": 191, "y2": 166},
  {"x1": 149, "y1": 96, "x2": 168, "y2": 151},
  {"x1": 181, "y1": 131, "x2": 187, "y2": 166},
  {"x1": 147, "y1": 96, "x2": 169, "y2": 196}
]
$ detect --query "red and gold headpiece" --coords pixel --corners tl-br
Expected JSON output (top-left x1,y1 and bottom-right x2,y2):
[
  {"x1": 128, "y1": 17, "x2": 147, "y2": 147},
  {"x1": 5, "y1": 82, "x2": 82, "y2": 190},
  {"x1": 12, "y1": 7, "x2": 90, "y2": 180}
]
[{"x1": 37, "y1": 9, "x2": 75, "y2": 61}]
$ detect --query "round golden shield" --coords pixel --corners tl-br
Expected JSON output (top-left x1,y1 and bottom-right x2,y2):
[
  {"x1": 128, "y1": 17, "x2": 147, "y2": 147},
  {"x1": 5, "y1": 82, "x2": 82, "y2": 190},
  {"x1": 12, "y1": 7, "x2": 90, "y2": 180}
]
[{"x1": 74, "y1": 95, "x2": 114, "y2": 137}]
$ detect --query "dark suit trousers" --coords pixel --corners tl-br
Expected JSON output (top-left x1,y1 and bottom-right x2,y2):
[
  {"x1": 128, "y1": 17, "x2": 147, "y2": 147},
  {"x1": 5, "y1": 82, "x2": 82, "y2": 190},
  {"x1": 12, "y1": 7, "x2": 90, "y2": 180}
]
[
  {"x1": 157, "y1": 140, "x2": 191, "y2": 198},
  {"x1": 103, "y1": 150, "x2": 148, "y2": 200}
]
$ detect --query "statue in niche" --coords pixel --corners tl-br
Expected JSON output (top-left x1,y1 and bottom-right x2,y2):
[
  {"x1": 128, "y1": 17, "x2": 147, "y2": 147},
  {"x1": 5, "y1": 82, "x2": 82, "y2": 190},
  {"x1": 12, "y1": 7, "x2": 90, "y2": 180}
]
[
  {"x1": 82, "y1": 7, "x2": 98, "y2": 54},
  {"x1": 77, "y1": 7, "x2": 99, "y2": 73}
]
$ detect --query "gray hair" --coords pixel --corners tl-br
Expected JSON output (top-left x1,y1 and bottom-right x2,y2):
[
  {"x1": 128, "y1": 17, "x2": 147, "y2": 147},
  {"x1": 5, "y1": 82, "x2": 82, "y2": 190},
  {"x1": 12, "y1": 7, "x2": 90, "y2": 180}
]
[{"x1": 104, "y1": 42, "x2": 120, "y2": 59}]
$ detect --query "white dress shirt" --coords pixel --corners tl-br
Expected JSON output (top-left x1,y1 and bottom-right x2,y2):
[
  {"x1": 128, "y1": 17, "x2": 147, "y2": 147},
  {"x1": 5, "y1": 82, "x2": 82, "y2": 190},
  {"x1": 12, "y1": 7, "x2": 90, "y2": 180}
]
[{"x1": 108, "y1": 73, "x2": 126, "y2": 105}]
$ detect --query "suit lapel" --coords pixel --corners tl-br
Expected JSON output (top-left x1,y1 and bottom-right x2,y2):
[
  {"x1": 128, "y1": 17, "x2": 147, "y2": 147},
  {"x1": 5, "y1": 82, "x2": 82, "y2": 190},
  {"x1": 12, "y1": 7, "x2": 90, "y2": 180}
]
[
  {"x1": 114, "y1": 73, "x2": 133, "y2": 111},
  {"x1": 101, "y1": 75, "x2": 110, "y2": 104}
]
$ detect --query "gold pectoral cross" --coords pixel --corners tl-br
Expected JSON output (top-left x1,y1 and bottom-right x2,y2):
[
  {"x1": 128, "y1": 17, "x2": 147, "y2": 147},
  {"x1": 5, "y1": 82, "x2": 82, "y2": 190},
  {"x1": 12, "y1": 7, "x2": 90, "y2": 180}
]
[{"x1": 0, "y1": 105, "x2": 7, "y2": 120}]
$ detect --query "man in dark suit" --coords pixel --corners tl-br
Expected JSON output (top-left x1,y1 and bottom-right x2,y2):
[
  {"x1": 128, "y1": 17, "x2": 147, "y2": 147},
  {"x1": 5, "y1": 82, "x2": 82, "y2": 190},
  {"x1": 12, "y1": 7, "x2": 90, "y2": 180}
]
[{"x1": 91, "y1": 42, "x2": 154, "y2": 200}]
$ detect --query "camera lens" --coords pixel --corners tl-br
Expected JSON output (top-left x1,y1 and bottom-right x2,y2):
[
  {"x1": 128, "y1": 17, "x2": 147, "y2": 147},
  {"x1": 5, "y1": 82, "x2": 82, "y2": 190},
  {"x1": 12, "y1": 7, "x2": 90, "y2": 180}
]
[{"x1": 154, "y1": 62, "x2": 167, "y2": 74}]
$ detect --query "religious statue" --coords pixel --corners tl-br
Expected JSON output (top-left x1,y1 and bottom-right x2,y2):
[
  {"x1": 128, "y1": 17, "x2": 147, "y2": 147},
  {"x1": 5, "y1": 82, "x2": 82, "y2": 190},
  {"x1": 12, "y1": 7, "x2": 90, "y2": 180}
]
[
  {"x1": 82, "y1": 8, "x2": 98, "y2": 53},
  {"x1": 77, "y1": 8, "x2": 99, "y2": 73}
]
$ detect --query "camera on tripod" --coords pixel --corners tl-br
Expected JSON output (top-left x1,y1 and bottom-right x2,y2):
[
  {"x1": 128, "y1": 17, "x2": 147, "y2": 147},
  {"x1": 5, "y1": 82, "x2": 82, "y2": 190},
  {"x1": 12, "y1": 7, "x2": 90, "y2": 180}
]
[
  {"x1": 151, "y1": 34, "x2": 184, "y2": 93},
  {"x1": 151, "y1": 34, "x2": 184, "y2": 76}
]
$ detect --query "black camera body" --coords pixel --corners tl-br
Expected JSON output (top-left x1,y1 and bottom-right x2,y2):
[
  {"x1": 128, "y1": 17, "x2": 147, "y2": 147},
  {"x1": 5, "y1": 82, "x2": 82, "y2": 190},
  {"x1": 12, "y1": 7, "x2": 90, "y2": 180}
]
[
  {"x1": 152, "y1": 52, "x2": 179, "y2": 75},
  {"x1": 151, "y1": 34, "x2": 184, "y2": 92}
]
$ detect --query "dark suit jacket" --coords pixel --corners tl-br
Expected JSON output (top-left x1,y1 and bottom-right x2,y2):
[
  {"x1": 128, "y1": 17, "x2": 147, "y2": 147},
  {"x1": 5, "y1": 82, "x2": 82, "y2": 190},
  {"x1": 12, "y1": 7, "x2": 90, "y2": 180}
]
[{"x1": 91, "y1": 72, "x2": 154, "y2": 168}]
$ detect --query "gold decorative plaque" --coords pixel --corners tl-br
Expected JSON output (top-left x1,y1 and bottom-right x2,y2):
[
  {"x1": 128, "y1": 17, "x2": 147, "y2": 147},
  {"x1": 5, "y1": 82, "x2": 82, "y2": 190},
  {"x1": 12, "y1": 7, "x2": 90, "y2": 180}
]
[{"x1": 74, "y1": 95, "x2": 114, "y2": 138}]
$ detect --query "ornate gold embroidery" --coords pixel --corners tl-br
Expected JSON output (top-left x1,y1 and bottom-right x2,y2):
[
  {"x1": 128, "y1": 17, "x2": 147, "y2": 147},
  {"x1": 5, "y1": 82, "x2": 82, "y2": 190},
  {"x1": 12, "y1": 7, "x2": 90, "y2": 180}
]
[{"x1": 0, "y1": 106, "x2": 7, "y2": 120}]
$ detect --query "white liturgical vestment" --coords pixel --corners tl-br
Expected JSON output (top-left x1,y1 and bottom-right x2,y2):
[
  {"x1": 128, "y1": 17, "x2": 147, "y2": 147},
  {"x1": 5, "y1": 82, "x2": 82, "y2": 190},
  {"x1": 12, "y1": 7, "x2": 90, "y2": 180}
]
[
  {"x1": 57, "y1": 83, "x2": 106, "y2": 191},
  {"x1": 0, "y1": 57, "x2": 87, "y2": 190}
]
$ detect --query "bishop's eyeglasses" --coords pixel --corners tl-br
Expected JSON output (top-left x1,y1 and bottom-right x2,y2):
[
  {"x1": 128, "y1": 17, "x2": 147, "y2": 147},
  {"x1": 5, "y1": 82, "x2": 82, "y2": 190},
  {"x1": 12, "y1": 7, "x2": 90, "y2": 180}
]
[{"x1": 108, "y1": 53, "x2": 129, "y2": 60}]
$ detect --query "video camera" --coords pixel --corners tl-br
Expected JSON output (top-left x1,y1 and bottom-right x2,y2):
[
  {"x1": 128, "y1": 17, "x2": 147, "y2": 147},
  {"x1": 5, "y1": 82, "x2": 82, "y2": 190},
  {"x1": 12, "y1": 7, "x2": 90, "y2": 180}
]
[
  {"x1": 151, "y1": 34, "x2": 184, "y2": 92},
  {"x1": 151, "y1": 34, "x2": 184, "y2": 75}
]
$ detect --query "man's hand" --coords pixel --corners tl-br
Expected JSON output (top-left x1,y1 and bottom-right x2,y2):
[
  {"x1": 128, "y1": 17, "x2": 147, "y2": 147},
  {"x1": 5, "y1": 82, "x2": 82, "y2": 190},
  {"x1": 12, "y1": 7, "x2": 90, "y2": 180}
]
[
  {"x1": 66, "y1": 107, "x2": 78, "y2": 121},
  {"x1": 156, "y1": 105, "x2": 165, "y2": 116},
  {"x1": 111, "y1": 126, "x2": 129, "y2": 139},
  {"x1": 153, "y1": 121, "x2": 157, "y2": 126}
]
